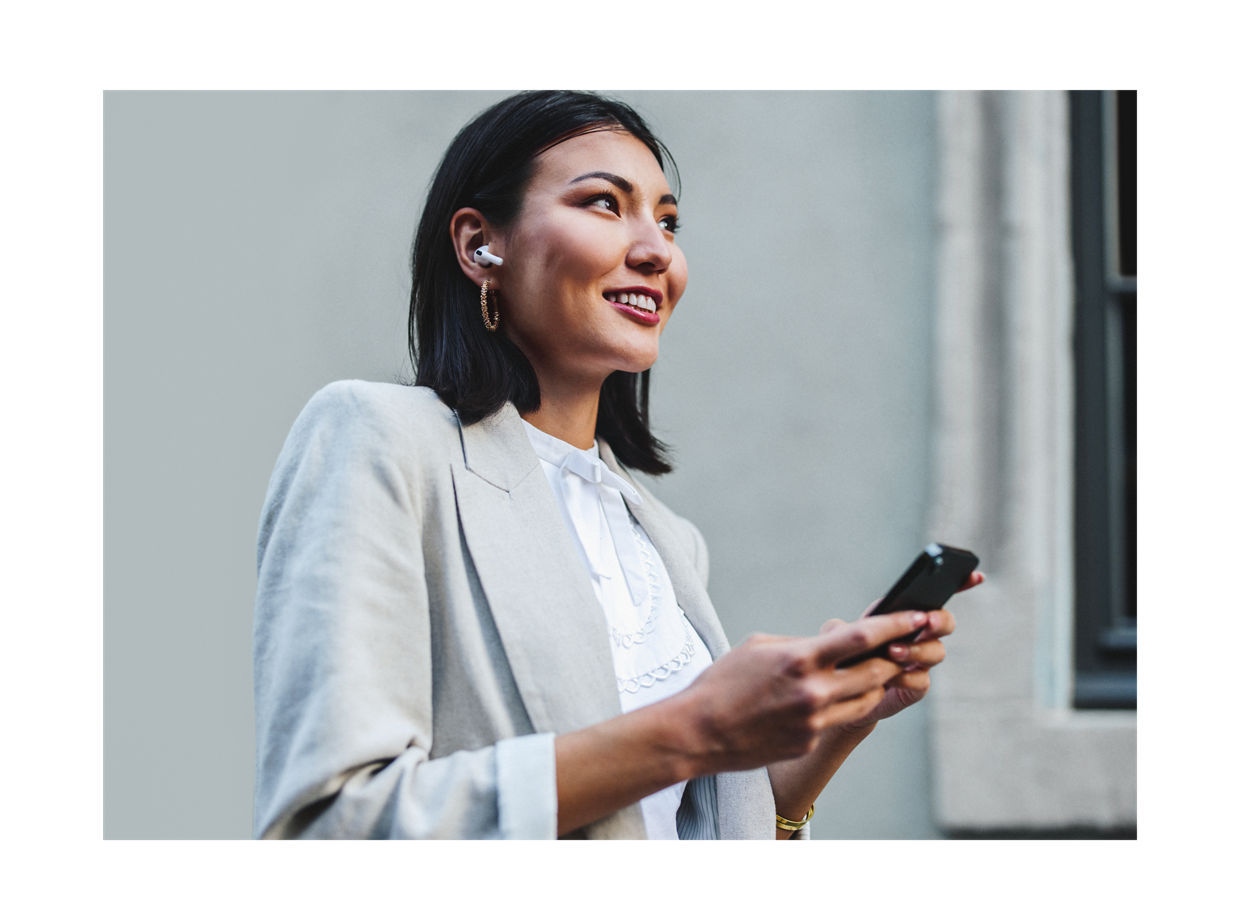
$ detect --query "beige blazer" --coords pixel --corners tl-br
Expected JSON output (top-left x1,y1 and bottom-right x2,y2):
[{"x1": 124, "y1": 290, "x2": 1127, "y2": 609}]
[{"x1": 253, "y1": 380, "x2": 779, "y2": 839}]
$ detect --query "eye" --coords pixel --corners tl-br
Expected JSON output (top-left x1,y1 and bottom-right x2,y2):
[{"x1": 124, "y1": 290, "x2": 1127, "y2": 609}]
[
  {"x1": 659, "y1": 214, "x2": 680, "y2": 235},
  {"x1": 586, "y1": 193, "x2": 619, "y2": 214}
]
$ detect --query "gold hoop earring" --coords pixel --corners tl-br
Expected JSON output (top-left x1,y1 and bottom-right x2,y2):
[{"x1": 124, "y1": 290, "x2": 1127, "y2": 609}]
[{"x1": 480, "y1": 279, "x2": 500, "y2": 333}]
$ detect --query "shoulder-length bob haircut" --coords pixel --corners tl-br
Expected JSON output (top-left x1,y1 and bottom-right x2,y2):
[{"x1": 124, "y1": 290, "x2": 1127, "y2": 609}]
[{"x1": 409, "y1": 90, "x2": 679, "y2": 475}]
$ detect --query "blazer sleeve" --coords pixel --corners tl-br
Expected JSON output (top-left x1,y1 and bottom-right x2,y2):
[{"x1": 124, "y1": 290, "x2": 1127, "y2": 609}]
[{"x1": 252, "y1": 382, "x2": 557, "y2": 839}]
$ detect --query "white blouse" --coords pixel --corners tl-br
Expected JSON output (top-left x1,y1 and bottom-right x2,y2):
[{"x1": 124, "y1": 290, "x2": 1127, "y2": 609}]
[{"x1": 522, "y1": 420, "x2": 713, "y2": 839}]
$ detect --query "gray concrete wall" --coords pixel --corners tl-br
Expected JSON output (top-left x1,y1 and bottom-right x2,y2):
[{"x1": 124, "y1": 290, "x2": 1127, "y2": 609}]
[{"x1": 104, "y1": 91, "x2": 941, "y2": 838}]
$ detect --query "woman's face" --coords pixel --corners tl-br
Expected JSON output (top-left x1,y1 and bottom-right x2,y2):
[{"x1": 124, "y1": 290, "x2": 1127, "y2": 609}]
[{"x1": 491, "y1": 128, "x2": 688, "y2": 391}]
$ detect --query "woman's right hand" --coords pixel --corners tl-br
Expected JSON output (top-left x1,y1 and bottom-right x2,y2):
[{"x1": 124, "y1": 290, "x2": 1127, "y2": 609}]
[
  {"x1": 670, "y1": 610, "x2": 930, "y2": 775},
  {"x1": 554, "y1": 609, "x2": 930, "y2": 834}
]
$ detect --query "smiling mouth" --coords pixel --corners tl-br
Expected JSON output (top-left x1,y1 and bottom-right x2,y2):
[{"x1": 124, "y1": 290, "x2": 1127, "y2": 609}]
[{"x1": 603, "y1": 291, "x2": 659, "y2": 313}]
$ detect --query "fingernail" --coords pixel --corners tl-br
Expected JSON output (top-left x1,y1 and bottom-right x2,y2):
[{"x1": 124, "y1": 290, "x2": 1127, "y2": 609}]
[
  {"x1": 911, "y1": 611, "x2": 928, "y2": 626},
  {"x1": 888, "y1": 644, "x2": 909, "y2": 660}
]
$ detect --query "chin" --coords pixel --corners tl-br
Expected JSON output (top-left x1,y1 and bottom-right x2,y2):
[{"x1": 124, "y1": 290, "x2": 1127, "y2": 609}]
[{"x1": 614, "y1": 349, "x2": 660, "y2": 375}]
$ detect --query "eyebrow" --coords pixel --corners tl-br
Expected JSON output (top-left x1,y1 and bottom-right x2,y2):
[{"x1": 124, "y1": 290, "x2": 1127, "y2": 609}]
[{"x1": 569, "y1": 170, "x2": 678, "y2": 207}]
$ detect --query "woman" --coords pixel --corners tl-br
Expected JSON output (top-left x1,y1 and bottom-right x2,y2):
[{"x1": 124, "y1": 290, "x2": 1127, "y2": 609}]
[{"x1": 252, "y1": 91, "x2": 978, "y2": 840}]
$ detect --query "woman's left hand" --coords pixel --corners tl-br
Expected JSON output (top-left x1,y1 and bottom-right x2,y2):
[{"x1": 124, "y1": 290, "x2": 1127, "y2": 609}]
[{"x1": 831, "y1": 571, "x2": 983, "y2": 731}]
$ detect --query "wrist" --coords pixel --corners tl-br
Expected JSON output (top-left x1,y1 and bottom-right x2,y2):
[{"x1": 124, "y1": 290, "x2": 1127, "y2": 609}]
[
  {"x1": 639, "y1": 691, "x2": 711, "y2": 784},
  {"x1": 658, "y1": 688, "x2": 720, "y2": 782}
]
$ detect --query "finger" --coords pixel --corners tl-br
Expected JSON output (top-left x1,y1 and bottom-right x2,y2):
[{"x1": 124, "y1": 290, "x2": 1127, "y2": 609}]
[
  {"x1": 834, "y1": 657, "x2": 903, "y2": 695},
  {"x1": 819, "y1": 618, "x2": 847, "y2": 635},
  {"x1": 887, "y1": 642, "x2": 911, "y2": 663},
  {"x1": 917, "y1": 608, "x2": 956, "y2": 640},
  {"x1": 800, "y1": 656, "x2": 901, "y2": 711},
  {"x1": 812, "y1": 685, "x2": 888, "y2": 731},
  {"x1": 811, "y1": 612, "x2": 928, "y2": 668},
  {"x1": 887, "y1": 669, "x2": 931, "y2": 694},
  {"x1": 891, "y1": 638, "x2": 946, "y2": 669},
  {"x1": 956, "y1": 572, "x2": 984, "y2": 593}
]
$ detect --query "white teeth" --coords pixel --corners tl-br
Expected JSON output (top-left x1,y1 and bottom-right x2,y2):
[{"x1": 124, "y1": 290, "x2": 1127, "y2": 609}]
[{"x1": 608, "y1": 292, "x2": 656, "y2": 312}]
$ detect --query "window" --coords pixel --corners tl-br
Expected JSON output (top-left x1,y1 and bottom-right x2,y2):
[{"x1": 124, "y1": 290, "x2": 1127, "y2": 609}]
[{"x1": 1070, "y1": 90, "x2": 1137, "y2": 709}]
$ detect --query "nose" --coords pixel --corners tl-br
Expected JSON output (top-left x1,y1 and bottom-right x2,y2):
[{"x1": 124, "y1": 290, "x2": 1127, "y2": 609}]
[{"x1": 625, "y1": 216, "x2": 673, "y2": 273}]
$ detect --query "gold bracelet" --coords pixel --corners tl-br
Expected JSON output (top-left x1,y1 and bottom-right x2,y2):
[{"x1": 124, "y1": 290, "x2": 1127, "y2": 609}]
[{"x1": 775, "y1": 803, "x2": 815, "y2": 832}]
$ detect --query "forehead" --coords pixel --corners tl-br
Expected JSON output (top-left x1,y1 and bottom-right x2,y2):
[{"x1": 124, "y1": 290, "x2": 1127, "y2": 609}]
[{"x1": 529, "y1": 128, "x2": 672, "y2": 196}]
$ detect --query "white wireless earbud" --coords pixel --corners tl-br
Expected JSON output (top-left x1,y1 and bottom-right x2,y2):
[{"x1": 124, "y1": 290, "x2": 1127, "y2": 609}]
[{"x1": 474, "y1": 245, "x2": 504, "y2": 267}]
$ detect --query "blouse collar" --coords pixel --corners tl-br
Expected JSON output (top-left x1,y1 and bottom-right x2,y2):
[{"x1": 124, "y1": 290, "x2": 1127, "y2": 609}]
[{"x1": 521, "y1": 419, "x2": 643, "y2": 507}]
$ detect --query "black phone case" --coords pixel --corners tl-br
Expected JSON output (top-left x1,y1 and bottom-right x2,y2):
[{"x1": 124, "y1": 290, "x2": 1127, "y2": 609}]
[{"x1": 837, "y1": 543, "x2": 979, "y2": 667}]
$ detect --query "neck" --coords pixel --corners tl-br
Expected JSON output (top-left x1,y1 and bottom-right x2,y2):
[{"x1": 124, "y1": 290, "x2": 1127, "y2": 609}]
[{"x1": 521, "y1": 382, "x2": 601, "y2": 451}]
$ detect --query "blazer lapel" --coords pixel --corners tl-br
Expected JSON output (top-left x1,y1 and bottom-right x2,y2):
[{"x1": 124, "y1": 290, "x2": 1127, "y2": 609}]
[
  {"x1": 451, "y1": 405, "x2": 622, "y2": 737},
  {"x1": 454, "y1": 415, "x2": 757, "y2": 838}
]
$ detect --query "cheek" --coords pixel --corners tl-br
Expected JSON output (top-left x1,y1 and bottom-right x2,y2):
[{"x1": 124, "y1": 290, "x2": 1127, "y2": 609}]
[
  {"x1": 666, "y1": 250, "x2": 689, "y2": 312},
  {"x1": 539, "y1": 220, "x2": 619, "y2": 280}
]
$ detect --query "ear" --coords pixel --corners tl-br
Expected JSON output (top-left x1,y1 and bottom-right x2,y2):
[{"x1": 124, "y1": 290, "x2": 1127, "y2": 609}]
[{"x1": 450, "y1": 208, "x2": 503, "y2": 288}]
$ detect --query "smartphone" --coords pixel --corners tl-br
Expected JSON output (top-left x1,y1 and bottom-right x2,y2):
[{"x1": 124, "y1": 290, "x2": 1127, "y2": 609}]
[{"x1": 837, "y1": 543, "x2": 979, "y2": 667}]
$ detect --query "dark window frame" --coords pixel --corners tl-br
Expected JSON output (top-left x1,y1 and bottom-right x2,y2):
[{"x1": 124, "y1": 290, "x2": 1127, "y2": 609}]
[{"x1": 1070, "y1": 90, "x2": 1137, "y2": 710}]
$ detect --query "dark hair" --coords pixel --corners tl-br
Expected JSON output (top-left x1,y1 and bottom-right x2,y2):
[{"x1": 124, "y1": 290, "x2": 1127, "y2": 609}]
[{"x1": 408, "y1": 90, "x2": 679, "y2": 475}]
